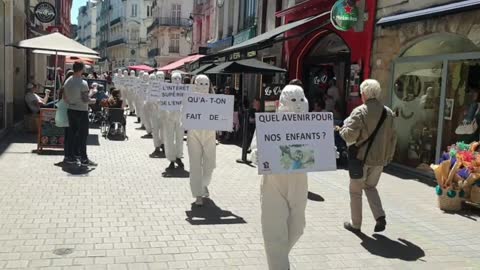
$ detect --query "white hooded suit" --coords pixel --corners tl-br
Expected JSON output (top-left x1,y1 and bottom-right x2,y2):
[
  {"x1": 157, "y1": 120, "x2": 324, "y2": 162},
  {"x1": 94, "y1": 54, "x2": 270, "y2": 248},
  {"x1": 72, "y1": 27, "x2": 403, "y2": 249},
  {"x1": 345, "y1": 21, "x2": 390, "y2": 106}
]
[
  {"x1": 141, "y1": 74, "x2": 157, "y2": 137},
  {"x1": 128, "y1": 70, "x2": 137, "y2": 113},
  {"x1": 251, "y1": 84, "x2": 309, "y2": 270},
  {"x1": 150, "y1": 71, "x2": 166, "y2": 154},
  {"x1": 188, "y1": 75, "x2": 216, "y2": 199},
  {"x1": 163, "y1": 72, "x2": 184, "y2": 165}
]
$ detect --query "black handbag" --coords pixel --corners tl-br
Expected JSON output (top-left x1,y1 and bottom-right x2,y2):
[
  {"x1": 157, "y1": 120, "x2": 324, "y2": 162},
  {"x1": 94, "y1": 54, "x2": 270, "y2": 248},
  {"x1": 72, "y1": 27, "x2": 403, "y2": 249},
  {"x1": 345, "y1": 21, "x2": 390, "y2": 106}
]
[{"x1": 348, "y1": 108, "x2": 387, "y2": 180}]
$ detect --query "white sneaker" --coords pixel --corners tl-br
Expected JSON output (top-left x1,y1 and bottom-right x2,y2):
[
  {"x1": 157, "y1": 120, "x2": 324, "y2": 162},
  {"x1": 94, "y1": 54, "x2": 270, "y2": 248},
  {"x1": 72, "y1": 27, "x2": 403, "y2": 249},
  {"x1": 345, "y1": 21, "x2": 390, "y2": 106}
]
[{"x1": 195, "y1": 197, "x2": 203, "y2": 206}]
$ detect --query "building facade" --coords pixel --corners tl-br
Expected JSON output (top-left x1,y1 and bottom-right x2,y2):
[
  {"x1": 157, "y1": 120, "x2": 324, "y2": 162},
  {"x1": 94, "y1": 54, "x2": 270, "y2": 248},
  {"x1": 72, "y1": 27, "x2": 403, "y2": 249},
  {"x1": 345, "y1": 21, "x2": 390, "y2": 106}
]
[
  {"x1": 77, "y1": 1, "x2": 97, "y2": 49},
  {"x1": 147, "y1": 0, "x2": 192, "y2": 68},
  {"x1": 93, "y1": 0, "x2": 153, "y2": 71},
  {"x1": 370, "y1": 0, "x2": 480, "y2": 173}
]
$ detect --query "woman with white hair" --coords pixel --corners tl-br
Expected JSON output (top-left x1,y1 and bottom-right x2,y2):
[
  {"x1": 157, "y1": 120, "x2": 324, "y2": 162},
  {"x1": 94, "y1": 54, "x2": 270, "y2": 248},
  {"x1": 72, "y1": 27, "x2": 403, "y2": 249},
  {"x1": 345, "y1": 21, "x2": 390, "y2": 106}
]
[{"x1": 338, "y1": 79, "x2": 397, "y2": 233}]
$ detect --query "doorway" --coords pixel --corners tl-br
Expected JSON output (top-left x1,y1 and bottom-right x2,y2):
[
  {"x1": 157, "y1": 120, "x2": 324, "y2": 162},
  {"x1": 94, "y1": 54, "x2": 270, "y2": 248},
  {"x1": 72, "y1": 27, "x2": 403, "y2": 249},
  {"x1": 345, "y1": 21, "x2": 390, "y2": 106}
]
[{"x1": 302, "y1": 33, "x2": 351, "y2": 119}]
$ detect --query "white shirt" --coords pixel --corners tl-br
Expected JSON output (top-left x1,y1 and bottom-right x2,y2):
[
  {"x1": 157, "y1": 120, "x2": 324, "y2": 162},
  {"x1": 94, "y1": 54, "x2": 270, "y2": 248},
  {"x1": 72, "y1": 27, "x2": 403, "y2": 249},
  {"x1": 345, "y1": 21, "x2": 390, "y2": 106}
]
[{"x1": 25, "y1": 92, "x2": 42, "y2": 113}]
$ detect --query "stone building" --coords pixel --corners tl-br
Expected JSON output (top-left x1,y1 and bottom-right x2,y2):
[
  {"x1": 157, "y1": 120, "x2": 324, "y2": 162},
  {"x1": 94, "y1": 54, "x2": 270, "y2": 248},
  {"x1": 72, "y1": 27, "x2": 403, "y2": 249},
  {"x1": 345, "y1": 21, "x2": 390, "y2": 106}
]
[
  {"x1": 371, "y1": 0, "x2": 480, "y2": 173},
  {"x1": 147, "y1": 0, "x2": 192, "y2": 68},
  {"x1": 77, "y1": 0, "x2": 98, "y2": 49}
]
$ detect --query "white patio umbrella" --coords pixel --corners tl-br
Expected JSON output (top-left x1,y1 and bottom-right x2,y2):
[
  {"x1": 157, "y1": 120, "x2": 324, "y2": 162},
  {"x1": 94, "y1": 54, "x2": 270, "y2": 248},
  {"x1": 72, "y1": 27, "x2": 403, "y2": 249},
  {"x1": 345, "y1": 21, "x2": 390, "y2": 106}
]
[{"x1": 8, "y1": 32, "x2": 100, "y2": 100}]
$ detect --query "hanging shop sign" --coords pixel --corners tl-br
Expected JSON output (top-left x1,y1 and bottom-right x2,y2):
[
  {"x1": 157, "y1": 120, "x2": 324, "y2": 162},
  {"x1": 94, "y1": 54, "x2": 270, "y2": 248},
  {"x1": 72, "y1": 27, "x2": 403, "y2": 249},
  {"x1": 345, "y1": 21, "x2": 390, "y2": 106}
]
[
  {"x1": 330, "y1": 0, "x2": 359, "y2": 31},
  {"x1": 227, "y1": 50, "x2": 257, "y2": 61},
  {"x1": 207, "y1": 36, "x2": 233, "y2": 54},
  {"x1": 34, "y1": 2, "x2": 56, "y2": 23}
]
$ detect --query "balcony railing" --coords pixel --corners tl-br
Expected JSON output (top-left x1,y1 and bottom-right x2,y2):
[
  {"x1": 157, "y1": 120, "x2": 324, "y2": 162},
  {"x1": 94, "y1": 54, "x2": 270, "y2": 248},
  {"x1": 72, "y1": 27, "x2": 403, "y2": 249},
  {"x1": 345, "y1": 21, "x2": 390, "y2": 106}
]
[
  {"x1": 147, "y1": 17, "x2": 190, "y2": 33},
  {"x1": 148, "y1": 48, "x2": 160, "y2": 58},
  {"x1": 107, "y1": 38, "x2": 126, "y2": 48},
  {"x1": 110, "y1": 17, "x2": 121, "y2": 26},
  {"x1": 168, "y1": 46, "x2": 180, "y2": 53}
]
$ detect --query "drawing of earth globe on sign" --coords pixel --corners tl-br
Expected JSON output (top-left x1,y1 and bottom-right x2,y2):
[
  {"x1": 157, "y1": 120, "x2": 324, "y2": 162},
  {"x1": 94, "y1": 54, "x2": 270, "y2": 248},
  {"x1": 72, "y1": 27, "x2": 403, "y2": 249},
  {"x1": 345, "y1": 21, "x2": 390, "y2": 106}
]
[{"x1": 330, "y1": 0, "x2": 359, "y2": 31}]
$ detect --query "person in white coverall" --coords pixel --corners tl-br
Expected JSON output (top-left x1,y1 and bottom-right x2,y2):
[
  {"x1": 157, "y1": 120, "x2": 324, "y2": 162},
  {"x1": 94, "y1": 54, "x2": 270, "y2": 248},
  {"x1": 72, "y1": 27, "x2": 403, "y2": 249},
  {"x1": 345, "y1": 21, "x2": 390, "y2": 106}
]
[
  {"x1": 251, "y1": 84, "x2": 309, "y2": 270},
  {"x1": 120, "y1": 70, "x2": 130, "y2": 112},
  {"x1": 135, "y1": 72, "x2": 148, "y2": 130},
  {"x1": 188, "y1": 75, "x2": 216, "y2": 206},
  {"x1": 164, "y1": 72, "x2": 185, "y2": 170},
  {"x1": 150, "y1": 71, "x2": 166, "y2": 157},
  {"x1": 128, "y1": 70, "x2": 137, "y2": 115},
  {"x1": 140, "y1": 73, "x2": 154, "y2": 138}
]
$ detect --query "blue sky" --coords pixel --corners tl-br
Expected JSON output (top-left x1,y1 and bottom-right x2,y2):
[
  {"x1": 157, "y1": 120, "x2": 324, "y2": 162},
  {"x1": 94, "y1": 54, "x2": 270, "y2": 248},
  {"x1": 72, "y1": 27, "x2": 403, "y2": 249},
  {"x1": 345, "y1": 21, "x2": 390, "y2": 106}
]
[{"x1": 71, "y1": 0, "x2": 89, "y2": 25}]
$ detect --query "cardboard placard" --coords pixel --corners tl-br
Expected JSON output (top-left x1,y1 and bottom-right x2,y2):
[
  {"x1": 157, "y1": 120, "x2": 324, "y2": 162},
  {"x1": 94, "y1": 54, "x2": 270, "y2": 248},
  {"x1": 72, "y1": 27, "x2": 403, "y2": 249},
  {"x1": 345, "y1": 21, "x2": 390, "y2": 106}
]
[
  {"x1": 148, "y1": 82, "x2": 192, "y2": 111},
  {"x1": 181, "y1": 93, "x2": 234, "y2": 131},
  {"x1": 255, "y1": 112, "x2": 336, "y2": 175}
]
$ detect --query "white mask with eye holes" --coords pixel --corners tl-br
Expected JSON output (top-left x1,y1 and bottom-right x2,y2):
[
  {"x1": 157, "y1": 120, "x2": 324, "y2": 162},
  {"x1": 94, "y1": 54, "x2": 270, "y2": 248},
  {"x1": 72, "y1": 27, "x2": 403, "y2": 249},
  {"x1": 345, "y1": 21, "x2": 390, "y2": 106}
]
[
  {"x1": 123, "y1": 70, "x2": 128, "y2": 77},
  {"x1": 142, "y1": 73, "x2": 149, "y2": 82},
  {"x1": 156, "y1": 71, "x2": 165, "y2": 82},
  {"x1": 278, "y1": 85, "x2": 309, "y2": 113},
  {"x1": 171, "y1": 72, "x2": 182, "y2": 84},
  {"x1": 129, "y1": 70, "x2": 135, "y2": 77},
  {"x1": 194, "y1": 75, "x2": 210, "y2": 94},
  {"x1": 149, "y1": 74, "x2": 156, "y2": 80}
]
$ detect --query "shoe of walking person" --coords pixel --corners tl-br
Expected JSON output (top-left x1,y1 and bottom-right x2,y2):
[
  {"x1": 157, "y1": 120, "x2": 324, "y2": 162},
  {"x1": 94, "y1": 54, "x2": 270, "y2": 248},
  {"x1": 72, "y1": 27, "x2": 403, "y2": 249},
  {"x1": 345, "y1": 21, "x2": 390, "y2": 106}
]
[
  {"x1": 81, "y1": 159, "x2": 97, "y2": 167},
  {"x1": 374, "y1": 216, "x2": 387, "y2": 232},
  {"x1": 343, "y1": 222, "x2": 361, "y2": 234}
]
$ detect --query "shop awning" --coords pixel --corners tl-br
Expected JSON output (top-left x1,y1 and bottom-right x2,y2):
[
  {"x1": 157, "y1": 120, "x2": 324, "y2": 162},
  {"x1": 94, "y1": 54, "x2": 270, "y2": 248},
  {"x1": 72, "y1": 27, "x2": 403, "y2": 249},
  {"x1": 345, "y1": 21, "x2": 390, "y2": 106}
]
[
  {"x1": 218, "y1": 11, "x2": 330, "y2": 55},
  {"x1": 158, "y1": 54, "x2": 204, "y2": 72},
  {"x1": 205, "y1": 59, "x2": 286, "y2": 74},
  {"x1": 129, "y1": 64, "x2": 154, "y2": 72},
  {"x1": 8, "y1": 32, "x2": 99, "y2": 57},
  {"x1": 377, "y1": 0, "x2": 480, "y2": 27},
  {"x1": 190, "y1": 64, "x2": 217, "y2": 75}
]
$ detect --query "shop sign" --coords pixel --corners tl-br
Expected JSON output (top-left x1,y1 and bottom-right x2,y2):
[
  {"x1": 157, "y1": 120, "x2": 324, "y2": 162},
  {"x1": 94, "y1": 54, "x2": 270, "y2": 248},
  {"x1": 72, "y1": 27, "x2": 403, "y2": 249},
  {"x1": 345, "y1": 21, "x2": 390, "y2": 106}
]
[
  {"x1": 227, "y1": 50, "x2": 257, "y2": 61},
  {"x1": 233, "y1": 27, "x2": 256, "y2": 45},
  {"x1": 330, "y1": 0, "x2": 359, "y2": 31},
  {"x1": 263, "y1": 84, "x2": 283, "y2": 100},
  {"x1": 34, "y1": 2, "x2": 56, "y2": 23}
]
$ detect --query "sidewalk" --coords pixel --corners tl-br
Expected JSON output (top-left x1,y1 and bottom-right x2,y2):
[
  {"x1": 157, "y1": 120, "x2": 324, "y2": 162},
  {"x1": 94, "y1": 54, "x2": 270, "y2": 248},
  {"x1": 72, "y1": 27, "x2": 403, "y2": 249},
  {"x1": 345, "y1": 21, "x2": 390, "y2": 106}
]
[{"x1": 0, "y1": 117, "x2": 479, "y2": 270}]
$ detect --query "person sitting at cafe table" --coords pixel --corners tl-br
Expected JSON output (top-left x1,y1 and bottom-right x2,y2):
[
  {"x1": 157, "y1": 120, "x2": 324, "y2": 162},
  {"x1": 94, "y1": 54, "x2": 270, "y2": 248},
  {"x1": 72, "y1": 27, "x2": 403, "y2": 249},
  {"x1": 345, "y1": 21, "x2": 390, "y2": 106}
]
[{"x1": 25, "y1": 83, "x2": 54, "y2": 114}]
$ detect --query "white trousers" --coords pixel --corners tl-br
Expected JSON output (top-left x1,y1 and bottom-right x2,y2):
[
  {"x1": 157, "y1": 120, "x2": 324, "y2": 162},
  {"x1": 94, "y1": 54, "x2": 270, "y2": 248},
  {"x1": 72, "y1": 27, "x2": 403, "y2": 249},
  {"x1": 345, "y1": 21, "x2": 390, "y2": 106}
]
[
  {"x1": 187, "y1": 130, "x2": 216, "y2": 197},
  {"x1": 142, "y1": 101, "x2": 154, "y2": 134},
  {"x1": 163, "y1": 112, "x2": 184, "y2": 161},
  {"x1": 151, "y1": 106, "x2": 165, "y2": 148},
  {"x1": 135, "y1": 96, "x2": 145, "y2": 122},
  {"x1": 261, "y1": 174, "x2": 308, "y2": 270},
  {"x1": 127, "y1": 90, "x2": 136, "y2": 112}
]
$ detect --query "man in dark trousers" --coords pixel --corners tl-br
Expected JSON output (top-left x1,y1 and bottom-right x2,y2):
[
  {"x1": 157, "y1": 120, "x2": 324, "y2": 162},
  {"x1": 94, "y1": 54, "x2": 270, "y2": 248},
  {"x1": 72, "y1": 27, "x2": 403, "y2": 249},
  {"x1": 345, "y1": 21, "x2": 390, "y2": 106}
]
[{"x1": 63, "y1": 61, "x2": 97, "y2": 166}]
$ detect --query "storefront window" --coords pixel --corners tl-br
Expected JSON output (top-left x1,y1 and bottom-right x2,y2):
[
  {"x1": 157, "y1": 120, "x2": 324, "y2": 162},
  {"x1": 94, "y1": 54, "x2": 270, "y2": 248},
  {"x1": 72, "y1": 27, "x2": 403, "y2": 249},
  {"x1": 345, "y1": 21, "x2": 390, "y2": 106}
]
[
  {"x1": 442, "y1": 59, "x2": 480, "y2": 149},
  {"x1": 392, "y1": 34, "x2": 480, "y2": 171},
  {"x1": 392, "y1": 62, "x2": 442, "y2": 169}
]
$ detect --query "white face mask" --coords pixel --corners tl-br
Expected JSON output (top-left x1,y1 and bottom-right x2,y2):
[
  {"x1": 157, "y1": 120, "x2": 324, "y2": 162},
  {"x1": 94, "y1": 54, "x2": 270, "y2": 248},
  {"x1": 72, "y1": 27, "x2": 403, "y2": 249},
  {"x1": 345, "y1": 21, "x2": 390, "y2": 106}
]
[
  {"x1": 171, "y1": 73, "x2": 182, "y2": 84},
  {"x1": 156, "y1": 72, "x2": 165, "y2": 82},
  {"x1": 278, "y1": 85, "x2": 309, "y2": 113},
  {"x1": 194, "y1": 75, "x2": 210, "y2": 94}
]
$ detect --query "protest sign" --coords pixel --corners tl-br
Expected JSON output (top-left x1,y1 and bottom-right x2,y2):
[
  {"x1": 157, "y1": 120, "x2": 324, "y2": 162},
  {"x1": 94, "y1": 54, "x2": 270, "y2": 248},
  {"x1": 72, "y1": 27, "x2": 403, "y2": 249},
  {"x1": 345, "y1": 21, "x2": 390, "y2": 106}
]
[
  {"x1": 255, "y1": 112, "x2": 336, "y2": 175},
  {"x1": 181, "y1": 93, "x2": 234, "y2": 131},
  {"x1": 148, "y1": 82, "x2": 192, "y2": 111}
]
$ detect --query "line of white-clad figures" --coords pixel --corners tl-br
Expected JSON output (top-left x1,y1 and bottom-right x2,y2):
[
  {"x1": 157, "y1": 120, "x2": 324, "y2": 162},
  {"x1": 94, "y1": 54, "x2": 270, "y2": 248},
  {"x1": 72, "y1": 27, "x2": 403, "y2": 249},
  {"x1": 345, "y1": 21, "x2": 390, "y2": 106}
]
[
  {"x1": 114, "y1": 69, "x2": 309, "y2": 270},
  {"x1": 112, "y1": 70, "x2": 214, "y2": 208}
]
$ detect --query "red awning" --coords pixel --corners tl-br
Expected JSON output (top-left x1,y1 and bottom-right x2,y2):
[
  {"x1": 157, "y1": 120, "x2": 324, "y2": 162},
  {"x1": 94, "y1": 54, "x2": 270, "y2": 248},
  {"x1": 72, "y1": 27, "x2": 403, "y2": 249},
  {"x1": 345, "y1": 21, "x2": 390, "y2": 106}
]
[
  {"x1": 128, "y1": 64, "x2": 155, "y2": 72},
  {"x1": 158, "y1": 54, "x2": 204, "y2": 72},
  {"x1": 65, "y1": 56, "x2": 95, "y2": 65}
]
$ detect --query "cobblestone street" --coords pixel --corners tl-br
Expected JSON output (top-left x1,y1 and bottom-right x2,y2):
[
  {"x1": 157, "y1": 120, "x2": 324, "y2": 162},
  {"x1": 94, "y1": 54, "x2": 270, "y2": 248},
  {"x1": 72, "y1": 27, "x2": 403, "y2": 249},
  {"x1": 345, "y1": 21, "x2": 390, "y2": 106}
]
[{"x1": 0, "y1": 117, "x2": 479, "y2": 270}]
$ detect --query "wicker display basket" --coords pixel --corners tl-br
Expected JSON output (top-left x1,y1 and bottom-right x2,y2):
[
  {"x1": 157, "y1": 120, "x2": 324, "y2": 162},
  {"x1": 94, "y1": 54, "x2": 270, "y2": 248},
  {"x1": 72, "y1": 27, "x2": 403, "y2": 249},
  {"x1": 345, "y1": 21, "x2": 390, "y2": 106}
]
[
  {"x1": 471, "y1": 185, "x2": 480, "y2": 204},
  {"x1": 437, "y1": 186, "x2": 463, "y2": 211}
]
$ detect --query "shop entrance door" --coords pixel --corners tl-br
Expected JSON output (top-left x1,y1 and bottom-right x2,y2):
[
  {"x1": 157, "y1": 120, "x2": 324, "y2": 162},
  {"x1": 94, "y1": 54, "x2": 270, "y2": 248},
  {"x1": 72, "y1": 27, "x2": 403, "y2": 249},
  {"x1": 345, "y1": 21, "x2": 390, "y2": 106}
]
[{"x1": 303, "y1": 53, "x2": 350, "y2": 118}]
